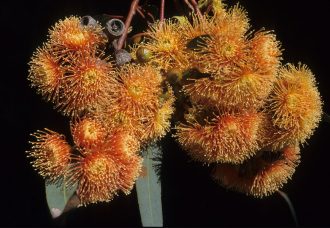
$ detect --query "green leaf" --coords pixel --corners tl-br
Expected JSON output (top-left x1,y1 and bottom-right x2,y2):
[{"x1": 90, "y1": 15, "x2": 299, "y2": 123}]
[
  {"x1": 186, "y1": 34, "x2": 211, "y2": 52},
  {"x1": 136, "y1": 144, "x2": 163, "y2": 227},
  {"x1": 45, "y1": 181, "x2": 77, "y2": 219}
]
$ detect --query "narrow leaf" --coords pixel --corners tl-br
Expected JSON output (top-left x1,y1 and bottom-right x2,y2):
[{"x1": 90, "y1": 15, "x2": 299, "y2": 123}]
[
  {"x1": 186, "y1": 34, "x2": 211, "y2": 52},
  {"x1": 45, "y1": 181, "x2": 77, "y2": 219},
  {"x1": 136, "y1": 144, "x2": 163, "y2": 227}
]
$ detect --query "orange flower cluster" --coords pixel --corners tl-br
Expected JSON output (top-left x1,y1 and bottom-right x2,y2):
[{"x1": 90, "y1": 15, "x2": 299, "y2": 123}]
[
  {"x1": 29, "y1": 16, "x2": 112, "y2": 117},
  {"x1": 27, "y1": 118, "x2": 142, "y2": 206},
  {"x1": 92, "y1": 64, "x2": 175, "y2": 141},
  {"x1": 27, "y1": 16, "x2": 175, "y2": 206},
  {"x1": 150, "y1": 3, "x2": 322, "y2": 197},
  {"x1": 27, "y1": 0, "x2": 323, "y2": 204},
  {"x1": 68, "y1": 118, "x2": 142, "y2": 205}
]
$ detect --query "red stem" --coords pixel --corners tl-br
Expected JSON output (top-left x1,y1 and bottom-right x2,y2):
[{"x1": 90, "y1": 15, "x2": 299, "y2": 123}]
[
  {"x1": 136, "y1": 6, "x2": 145, "y2": 18},
  {"x1": 189, "y1": 0, "x2": 202, "y2": 17},
  {"x1": 184, "y1": 0, "x2": 194, "y2": 12},
  {"x1": 160, "y1": 0, "x2": 165, "y2": 22},
  {"x1": 117, "y1": 0, "x2": 140, "y2": 50}
]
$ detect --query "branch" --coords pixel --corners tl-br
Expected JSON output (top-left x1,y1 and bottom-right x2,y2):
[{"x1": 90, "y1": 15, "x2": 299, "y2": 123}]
[{"x1": 117, "y1": 0, "x2": 140, "y2": 50}]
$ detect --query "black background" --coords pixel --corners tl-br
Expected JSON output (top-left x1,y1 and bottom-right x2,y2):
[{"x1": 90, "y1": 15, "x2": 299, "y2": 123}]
[{"x1": 1, "y1": 0, "x2": 330, "y2": 226}]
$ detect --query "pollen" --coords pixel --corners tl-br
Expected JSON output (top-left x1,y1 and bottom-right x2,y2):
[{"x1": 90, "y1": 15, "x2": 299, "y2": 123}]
[
  {"x1": 27, "y1": 129, "x2": 71, "y2": 184},
  {"x1": 82, "y1": 69, "x2": 99, "y2": 86},
  {"x1": 127, "y1": 84, "x2": 143, "y2": 99}
]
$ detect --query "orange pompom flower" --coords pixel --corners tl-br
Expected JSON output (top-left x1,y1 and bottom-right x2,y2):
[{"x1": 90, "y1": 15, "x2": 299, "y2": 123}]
[
  {"x1": 212, "y1": 144, "x2": 300, "y2": 197},
  {"x1": 67, "y1": 150, "x2": 120, "y2": 205},
  {"x1": 71, "y1": 117, "x2": 108, "y2": 149},
  {"x1": 110, "y1": 148, "x2": 143, "y2": 194},
  {"x1": 196, "y1": 32, "x2": 247, "y2": 76},
  {"x1": 57, "y1": 52, "x2": 115, "y2": 117},
  {"x1": 107, "y1": 128, "x2": 141, "y2": 156},
  {"x1": 190, "y1": 5, "x2": 249, "y2": 75},
  {"x1": 176, "y1": 109, "x2": 263, "y2": 164},
  {"x1": 266, "y1": 63, "x2": 322, "y2": 144},
  {"x1": 109, "y1": 64, "x2": 162, "y2": 117},
  {"x1": 183, "y1": 66, "x2": 277, "y2": 110},
  {"x1": 93, "y1": 103, "x2": 145, "y2": 139},
  {"x1": 94, "y1": 64, "x2": 170, "y2": 140},
  {"x1": 183, "y1": 32, "x2": 281, "y2": 110},
  {"x1": 116, "y1": 154, "x2": 143, "y2": 194},
  {"x1": 141, "y1": 20, "x2": 189, "y2": 71},
  {"x1": 48, "y1": 16, "x2": 107, "y2": 55},
  {"x1": 101, "y1": 128, "x2": 142, "y2": 193},
  {"x1": 247, "y1": 31, "x2": 282, "y2": 74},
  {"x1": 215, "y1": 4, "x2": 250, "y2": 38},
  {"x1": 27, "y1": 129, "x2": 71, "y2": 184},
  {"x1": 28, "y1": 44, "x2": 65, "y2": 103},
  {"x1": 67, "y1": 129, "x2": 143, "y2": 205},
  {"x1": 143, "y1": 87, "x2": 175, "y2": 140},
  {"x1": 176, "y1": 4, "x2": 249, "y2": 72}
]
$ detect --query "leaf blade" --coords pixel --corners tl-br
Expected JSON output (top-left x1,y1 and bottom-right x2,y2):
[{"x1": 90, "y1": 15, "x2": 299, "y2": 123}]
[
  {"x1": 136, "y1": 144, "x2": 163, "y2": 227},
  {"x1": 45, "y1": 182, "x2": 77, "y2": 219}
]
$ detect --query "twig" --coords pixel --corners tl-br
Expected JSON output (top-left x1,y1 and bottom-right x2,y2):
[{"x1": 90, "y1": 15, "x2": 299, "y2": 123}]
[
  {"x1": 106, "y1": 15, "x2": 125, "y2": 19},
  {"x1": 136, "y1": 6, "x2": 145, "y2": 18},
  {"x1": 117, "y1": 0, "x2": 140, "y2": 50},
  {"x1": 146, "y1": 11, "x2": 156, "y2": 22},
  {"x1": 205, "y1": 4, "x2": 212, "y2": 14},
  {"x1": 160, "y1": 0, "x2": 165, "y2": 23},
  {"x1": 141, "y1": 3, "x2": 156, "y2": 22},
  {"x1": 184, "y1": 0, "x2": 194, "y2": 12},
  {"x1": 189, "y1": 0, "x2": 202, "y2": 17},
  {"x1": 277, "y1": 190, "x2": 299, "y2": 226},
  {"x1": 131, "y1": 32, "x2": 149, "y2": 40}
]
